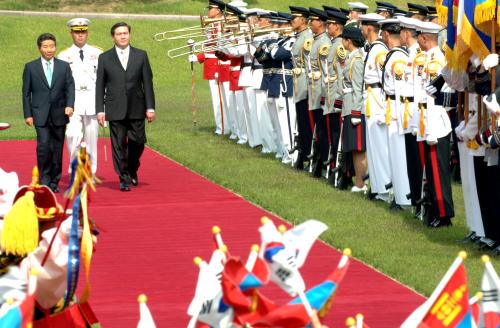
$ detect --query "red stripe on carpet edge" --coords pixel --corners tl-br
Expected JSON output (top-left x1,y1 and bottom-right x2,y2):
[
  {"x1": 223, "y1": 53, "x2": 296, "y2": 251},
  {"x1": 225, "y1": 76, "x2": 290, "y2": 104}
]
[{"x1": 0, "y1": 140, "x2": 424, "y2": 327}]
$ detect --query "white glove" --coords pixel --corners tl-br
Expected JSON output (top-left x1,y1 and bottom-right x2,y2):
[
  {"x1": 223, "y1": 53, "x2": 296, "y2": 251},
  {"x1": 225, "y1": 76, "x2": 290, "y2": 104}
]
[
  {"x1": 188, "y1": 54, "x2": 198, "y2": 63},
  {"x1": 426, "y1": 135, "x2": 438, "y2": 145},
  {"x1": 482, "y1": 53, "x2": 499, "y2": 70},
  {"x1": 470, "y1": 54, "x2": 481, "y2": 69},
  {"x1": 214, "y1": 72, "x2": 219, "y2": 80},
  {"x1": 483, "y1": 93, "x2": 500, "y2": 115},
  {"x1": 351, "y1": 117, "x2": 361, "y2": 126},
  {"x1": 411, "y1": 127, "x2": 418, "y2": 136},
  {"x1": 454, "y1": 121, "x2": 466, "y2": 141},
  {"x1": 425, "y1": 84, "x2": 437, "y2": 98},
  {"x1": 375, "y1": 115, "x2": 385, "y2": 126}
]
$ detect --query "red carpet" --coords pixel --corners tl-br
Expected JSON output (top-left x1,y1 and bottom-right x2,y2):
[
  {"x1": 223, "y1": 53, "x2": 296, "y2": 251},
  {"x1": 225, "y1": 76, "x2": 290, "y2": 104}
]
[{"x1": 0, "y1": 139, "x2": 424, "y2": 327}]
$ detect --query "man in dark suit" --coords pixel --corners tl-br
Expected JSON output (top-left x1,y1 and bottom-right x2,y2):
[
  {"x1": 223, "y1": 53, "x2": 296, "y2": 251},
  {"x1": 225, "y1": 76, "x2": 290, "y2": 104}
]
[
  {"x1": 22, "y1": 33, "x2": 75, "y2": 193},
  {"x1": 96, "y1": 22, "x2": 156, "y2": 192}
]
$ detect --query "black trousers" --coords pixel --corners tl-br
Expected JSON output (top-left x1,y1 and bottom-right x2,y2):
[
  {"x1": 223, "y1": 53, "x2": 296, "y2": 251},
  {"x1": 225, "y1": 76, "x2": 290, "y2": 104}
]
[
  {"x1": 109, "y1": 119, "x2": 146, "y2": 183},
  {"x1": 313, "y1": 108, "x2": 329, "y2": 162},
  {"x1": 405, "y1": 133, "x2": 423, "y2": 206},
  {"x1": 423, "y1": 134, "x2": 455, "y2": 220},
  {"x1": 35, "y1": 121, "x2": 65, "y2": 189},
  {"x1": 295, "y1": 99, "x2": 312, "y2": 159},
  {"x1": 474, "y1": 157, "x2": 500, "y2": 241},
  {"x1": 325, "y1": 112, "x2": 342, "y2": 167}
]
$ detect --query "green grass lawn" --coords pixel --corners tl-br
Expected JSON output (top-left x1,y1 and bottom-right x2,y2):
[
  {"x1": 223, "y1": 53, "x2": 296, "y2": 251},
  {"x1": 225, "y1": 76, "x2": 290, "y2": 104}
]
[
  {"x1": 0, "y1": 0, "x2": 435, "y2": 15},
  {"x1": 0, "y1": 15, "x2": 498, "y2": 300}
]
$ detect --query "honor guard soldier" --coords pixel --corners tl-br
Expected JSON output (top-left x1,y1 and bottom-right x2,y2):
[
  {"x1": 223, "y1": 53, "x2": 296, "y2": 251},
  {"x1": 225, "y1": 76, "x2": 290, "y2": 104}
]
[
  {"x1": 191, "y1": 0, "x2": 231, "y2": 136},
  {"x1": 416, "y1": 21, "x2": 454, "y2": 227},
  {"x1": 375, "y1": 2, "x2": 398, "y2": 19},
  {"x1": 324, "y1": 10, "x2": 349, "y2": 186},
  {"x1": 233, "y1": 9, "x2": 263, "y2": 148},
  {"x1": 379, "y1": 18, "x2": 411, "y2": 209},
  {"x1": 458, "y1": 54, "x2": 500, "y2": 249},
  {"x1": 398, "y1": 16, "x2": 426, "y2": 216},
  {"x1": 340, "y1": 27, "x2": 368, "y2": 192},
  {"x1": 360, "y1": 13, "x2": 392, "y2": 202},
  {"x1": 407, "y1": 3, "x2": 428, "y2": 21},
  {"x1": 289, "y1": 6, "x2": 314, "y2": 170},
  {"x1": 256, "y1": 12, "x2": 297, "y2": 164},
  {"x1": 346, "y1": 2, "x2": 368, "y2": 28},
  {"x1": 216, "y1": 4, "x2": 248, "y2": 145},
  {"x1": 306, "y1": 8, "x2": 332, "y2": 177},
  {"x1": 58, "y1": 18, "x2": 102, "y2": 175}
]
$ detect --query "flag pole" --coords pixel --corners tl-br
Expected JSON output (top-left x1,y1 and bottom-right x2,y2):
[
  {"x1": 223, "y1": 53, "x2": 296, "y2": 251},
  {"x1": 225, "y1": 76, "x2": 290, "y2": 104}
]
[{"x1": 491, "y1": 5, "x2": 497, "y2": 131}]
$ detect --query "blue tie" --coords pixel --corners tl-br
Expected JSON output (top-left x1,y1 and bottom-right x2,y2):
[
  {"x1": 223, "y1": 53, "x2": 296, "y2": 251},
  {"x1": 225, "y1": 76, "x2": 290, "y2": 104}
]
[{"x1": 46, "y1": 61, "x2": 52, "y2": 86}]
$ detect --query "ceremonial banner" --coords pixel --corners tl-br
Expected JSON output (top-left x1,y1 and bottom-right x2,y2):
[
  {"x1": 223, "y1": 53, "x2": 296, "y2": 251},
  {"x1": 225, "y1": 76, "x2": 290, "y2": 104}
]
[{"x1": 459, "y1": 0, "x2": 494, "y2": 61}]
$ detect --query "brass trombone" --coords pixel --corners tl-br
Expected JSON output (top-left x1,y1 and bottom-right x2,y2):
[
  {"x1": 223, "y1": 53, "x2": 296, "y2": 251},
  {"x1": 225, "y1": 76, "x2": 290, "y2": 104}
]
[{"x1": 154, "y1": 16, "x2": 226, "y2": 42}]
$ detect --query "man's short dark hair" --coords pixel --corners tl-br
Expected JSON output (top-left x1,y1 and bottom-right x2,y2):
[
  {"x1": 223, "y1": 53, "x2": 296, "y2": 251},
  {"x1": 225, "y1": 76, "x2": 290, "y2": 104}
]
[
  {"x1": 37, "y1": 33, "x2": 56, "y2": 48},
  {"x1": 111, "y1": 22, "x2": 131, "y2": 35}
]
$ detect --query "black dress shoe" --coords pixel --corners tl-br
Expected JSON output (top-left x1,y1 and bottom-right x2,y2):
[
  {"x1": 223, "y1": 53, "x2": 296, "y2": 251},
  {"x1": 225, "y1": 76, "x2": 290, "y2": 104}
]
[
  {"x1": 130, "y1": 173, "x2": 138, "y2": 186},
  {"x1": 491, "y1": 245, "x2": 500, "y2": 256},
  {"x1": 428, "y1": 217, "x2": 452, "y2": 228},
  {"x1": 120, "y1": 182, "x2": 131, "y2": 192},
  {"x1": 457, "y1": 231, "x2": 476, "y2": 244}
]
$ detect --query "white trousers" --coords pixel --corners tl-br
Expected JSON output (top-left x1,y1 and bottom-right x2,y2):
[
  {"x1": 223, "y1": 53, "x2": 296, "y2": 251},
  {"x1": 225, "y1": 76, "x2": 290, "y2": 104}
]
[
  {"x1": 276, "y1": 96, "x2": 296, "y2": 152},
  {"x1": 267, "y1": 97, "x2": 288, "y2": 159},
  {"x1": 387, "y1": 121, "x2": 411, "y2": 205},
  {"x1": 255, "y1": 90, "x2": 277, "y2": 153},
  {"x1": 457, "y1": 142, "x2": 485, "y2": 237},
  {"x1": 242, "y1": 87, "x2": 262, "y2": 148},
  {"x1": 365, "y1": 116, "x2": 391, "y2": 195},
  {"x1": 229, "y1": 90, "x2": 248, "y2": 143},
  {"x1": 208, "y1": 79, "x2": 230, "y2": 135},
  {"x1": 65, "y1": 113, "x2": 98, "y2": 174}
]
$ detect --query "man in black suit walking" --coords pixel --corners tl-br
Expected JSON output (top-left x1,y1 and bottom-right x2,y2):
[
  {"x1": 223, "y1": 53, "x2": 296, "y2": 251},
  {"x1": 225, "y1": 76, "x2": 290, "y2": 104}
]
[
  {"x1": 96, "y1": 22, "x2": 156, "y2": 191},
  {"x1": 22, "y1": 33, "x2": 75, "y2": 193}
]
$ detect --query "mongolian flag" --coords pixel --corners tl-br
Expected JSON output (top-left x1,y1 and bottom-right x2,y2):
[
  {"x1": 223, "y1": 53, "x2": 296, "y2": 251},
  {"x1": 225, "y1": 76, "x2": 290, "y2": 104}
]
[
  {"x1": 0, "y1": 269, "x2": 37, "y2": 328},
  {"x1": 480, "y1": 255, "x2": 500, "y2": 328},
  {"x1": 221, "y1": 257, "x2": 269, "y2": 308},
  {"x1": 401, "y1": 252, "x2": 476, "y2": 328}
]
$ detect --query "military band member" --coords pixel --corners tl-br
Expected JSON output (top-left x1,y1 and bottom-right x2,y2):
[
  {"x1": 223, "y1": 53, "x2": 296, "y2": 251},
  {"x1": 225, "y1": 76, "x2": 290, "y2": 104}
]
[
  {"x1": 235, "y1": 9, "x2": 263, "y2": 148},
  {"x1": 346, "y1": 2, "x2": 368, "y2": 28},
  {"x1": 379, "y1": 19, "x2": 411, "y2": 209},
  {"x1": 216, "y1": 4, "x2": 248, "y2": 145},
  {"x1": 190, "y1": 0, "x2": 231, "y2": 136},
  {"x1": 360, "y1": 13, "x2": 391, "y2": 202},
  {"x1": 58, "y1": 18, "x2": 102, "y2": 175},
  {"x1": 290, "y1": 6, "x2": 314, "y2": 170},
  {"x1": 341, "y1": 27, "x2": 367, "y2": 192},
  {"x1": 252, "y1": 10, "x2": 279, "y2": 154},
  {"x1": 324, "y1": 10, "x2": 349, "y2": 186},
  {"x1": 307, "y1": 8, "x2": 332, "y2": 177},
  {"x1": 416, "y1": 21, "x2": 454, "y2": 227}
]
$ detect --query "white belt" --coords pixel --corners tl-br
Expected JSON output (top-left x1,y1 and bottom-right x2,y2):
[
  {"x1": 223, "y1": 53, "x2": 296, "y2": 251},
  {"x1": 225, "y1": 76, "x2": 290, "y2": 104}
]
[
  {"x1": 230, "y1": 67, "x2": 241, "y2": 72},
  {"x1": 205, "y1": 53, "x2": 217, "y2": 59}
]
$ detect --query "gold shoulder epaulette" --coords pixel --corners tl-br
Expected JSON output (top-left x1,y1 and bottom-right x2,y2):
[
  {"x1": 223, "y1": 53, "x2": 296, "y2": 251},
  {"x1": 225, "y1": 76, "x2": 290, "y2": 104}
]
[{"x1": 89, "y1": 44, "x2": 104, "y2": 51}]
